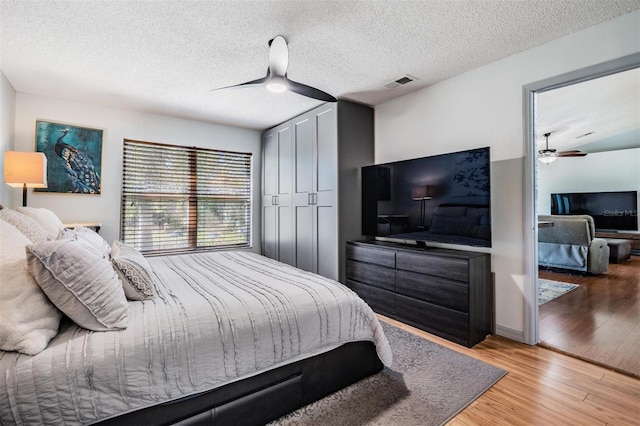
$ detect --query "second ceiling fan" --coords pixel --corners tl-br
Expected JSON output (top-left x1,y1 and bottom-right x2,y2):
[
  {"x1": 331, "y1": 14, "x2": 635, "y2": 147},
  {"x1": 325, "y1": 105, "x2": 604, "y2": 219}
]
[{"x1": 538, "y1": 132, "x2": 587, "y2": 163}]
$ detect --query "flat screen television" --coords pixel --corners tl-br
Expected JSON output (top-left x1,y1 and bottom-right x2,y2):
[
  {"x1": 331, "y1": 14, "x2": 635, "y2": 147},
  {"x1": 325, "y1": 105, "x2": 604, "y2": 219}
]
[
  {"x1": 362, "y1": 147, "x2": 491, "y2": 248},
  {"x1": 550, "y1": 191, "x2": 639, "y2": 231}
]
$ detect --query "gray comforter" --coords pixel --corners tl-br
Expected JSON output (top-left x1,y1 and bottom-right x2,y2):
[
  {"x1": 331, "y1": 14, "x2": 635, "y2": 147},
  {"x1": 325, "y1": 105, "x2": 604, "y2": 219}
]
[{"x1": 0, "y1": 251, "x2": 392, "y2": 425}]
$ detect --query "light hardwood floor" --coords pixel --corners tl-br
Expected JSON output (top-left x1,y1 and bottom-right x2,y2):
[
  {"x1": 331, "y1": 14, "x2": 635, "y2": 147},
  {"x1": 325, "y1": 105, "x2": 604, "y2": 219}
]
[
  {"x1": 378, "y1": 315, "x2": 640, "y2": 426},
  {"x1": 538, "y1": 255, "x2": 640, "y2": 377}
]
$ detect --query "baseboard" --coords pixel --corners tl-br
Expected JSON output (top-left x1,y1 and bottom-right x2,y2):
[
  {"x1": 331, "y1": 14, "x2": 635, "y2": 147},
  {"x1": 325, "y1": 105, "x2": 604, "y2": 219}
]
[{"x1": 495, "y1": 324, "x2": 525, "y2": 343}]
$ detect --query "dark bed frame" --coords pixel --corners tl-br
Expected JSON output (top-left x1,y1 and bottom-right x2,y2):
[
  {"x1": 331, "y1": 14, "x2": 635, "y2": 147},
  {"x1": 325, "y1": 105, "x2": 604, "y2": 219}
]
[{"x1": 95, "y1": 341, "x2": 383, "y2": 426}]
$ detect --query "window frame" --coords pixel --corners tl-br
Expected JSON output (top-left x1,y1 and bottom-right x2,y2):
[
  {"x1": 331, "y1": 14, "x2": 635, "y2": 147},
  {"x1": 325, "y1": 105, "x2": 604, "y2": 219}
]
[{"x1": 120, "y1": 139, "x2": 253, "y2": 255}]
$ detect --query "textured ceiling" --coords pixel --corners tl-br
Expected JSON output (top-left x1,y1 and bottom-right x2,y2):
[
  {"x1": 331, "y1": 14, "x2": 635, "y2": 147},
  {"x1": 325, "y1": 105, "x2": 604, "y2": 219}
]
[{"x1": 1, "y1": 0, "x2": 639, "y2": 131}]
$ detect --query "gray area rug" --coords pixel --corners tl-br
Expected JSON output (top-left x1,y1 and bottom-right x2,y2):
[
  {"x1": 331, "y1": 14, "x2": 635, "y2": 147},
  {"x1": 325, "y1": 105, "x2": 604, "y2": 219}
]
[
  {"x1": 270, "y1": 322, "x2": 507, "y2": 426},
  {"x1": 538, "y1": 279, "x2": 579, "y2": 305}
]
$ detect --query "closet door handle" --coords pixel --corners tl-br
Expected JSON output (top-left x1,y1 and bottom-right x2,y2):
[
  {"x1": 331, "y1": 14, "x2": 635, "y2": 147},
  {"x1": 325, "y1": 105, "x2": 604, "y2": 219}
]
[
  {"x1": 272, "y1": 195, "x2": 278, "y2": 205},
  {"x1": 308, "y1": 193, "x2": 313, "y2": 206},
  {"x1": 313, "y1": 193, "x2": 318, "y2": 205}
]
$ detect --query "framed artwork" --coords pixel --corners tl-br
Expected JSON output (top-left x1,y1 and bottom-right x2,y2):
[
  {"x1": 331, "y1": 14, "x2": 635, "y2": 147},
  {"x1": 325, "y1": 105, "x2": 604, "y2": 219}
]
[{"x1": 35, "y1": 120, "x2": 103, "y2": 194}]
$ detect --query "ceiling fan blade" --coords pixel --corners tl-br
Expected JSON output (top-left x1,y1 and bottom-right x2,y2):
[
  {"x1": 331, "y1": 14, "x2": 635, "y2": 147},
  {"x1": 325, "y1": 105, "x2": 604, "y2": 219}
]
[
  {"x1": 557, "y1": 151, "x2": 587, "y2": 157},
  {"x1": 269, "y1": 35, "x2": 289, "y2": 77},
  {"x1": 287, "y1": 78, "x2": 338, "y2": 102},
  {"x1": 210, "y1": 74, "x2": 269, "y2": 92}
]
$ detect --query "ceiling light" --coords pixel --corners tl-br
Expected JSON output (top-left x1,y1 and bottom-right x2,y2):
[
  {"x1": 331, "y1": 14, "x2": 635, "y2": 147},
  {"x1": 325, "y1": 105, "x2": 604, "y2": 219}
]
[
  {"x1": 538, "y1": 152, "x2": 557, "y2": 164},
  {"x1": 266, "y1": 82, "x2": 287, "y2": 93},
  {"x1": 538, "y1": 132, "x2": 558, "y2": 164}
]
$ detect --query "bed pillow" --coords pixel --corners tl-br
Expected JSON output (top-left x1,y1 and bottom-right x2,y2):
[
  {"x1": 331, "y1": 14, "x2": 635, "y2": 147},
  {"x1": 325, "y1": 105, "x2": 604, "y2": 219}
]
[
  {"x1": 16, "y1": 206, "x2": 65, "y2": 240},
  {"x1": 26, "y1": 239, "x2": 129, "y2": 331},
  {"x1": 0, "y1": 208, "x2": 49, "y2": 243},
  {"x1": 58, "y1": 225, "x2": 111, "y2": 258},
  {"x1": 0, "y1": 220, "x2": 61, "y2": 355},
  {"x1": 111, "y1": 240, "x2": 155, "y2": 301}
]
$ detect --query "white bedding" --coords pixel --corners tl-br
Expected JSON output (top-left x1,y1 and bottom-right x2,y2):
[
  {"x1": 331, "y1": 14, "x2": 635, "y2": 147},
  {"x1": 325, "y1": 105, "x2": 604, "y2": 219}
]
[{"x1": 0, "y1": 251, "x2": 391, "y2": 425}]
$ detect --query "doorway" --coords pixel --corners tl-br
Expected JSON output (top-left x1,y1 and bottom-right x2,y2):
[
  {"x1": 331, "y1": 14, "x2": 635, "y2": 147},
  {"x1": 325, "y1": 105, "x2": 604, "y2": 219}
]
[{"x1": 522, "y1": 53, "x2": 640, "y2": 374}]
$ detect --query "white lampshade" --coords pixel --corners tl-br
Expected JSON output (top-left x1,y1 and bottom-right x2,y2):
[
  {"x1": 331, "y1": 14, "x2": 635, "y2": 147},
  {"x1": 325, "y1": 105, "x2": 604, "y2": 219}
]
[{"x1": 4, "y1": 151, "x2": 48, "y2": 188}]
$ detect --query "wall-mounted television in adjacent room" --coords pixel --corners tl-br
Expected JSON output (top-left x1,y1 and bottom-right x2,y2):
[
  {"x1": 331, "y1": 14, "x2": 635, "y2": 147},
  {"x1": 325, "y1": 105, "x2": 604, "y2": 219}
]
[
  {"x1": 550, "y1": 191, "x2": 639, "y2": 231},
  {"x1": 362, "y1": 147, "x2": 491, "y2": 248}
]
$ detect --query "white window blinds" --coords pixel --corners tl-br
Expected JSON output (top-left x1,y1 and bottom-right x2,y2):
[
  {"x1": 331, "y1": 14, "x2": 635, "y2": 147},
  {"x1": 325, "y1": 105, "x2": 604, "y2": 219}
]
[{"x1": 120, "y1": 140, "x2": 252, "y2": 255}]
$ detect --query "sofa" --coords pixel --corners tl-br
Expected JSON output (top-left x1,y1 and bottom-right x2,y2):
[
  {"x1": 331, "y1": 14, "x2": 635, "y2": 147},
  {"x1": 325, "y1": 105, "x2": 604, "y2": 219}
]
[{"x1": 538, "y1": 214, "x2": 609, "y2": 274}]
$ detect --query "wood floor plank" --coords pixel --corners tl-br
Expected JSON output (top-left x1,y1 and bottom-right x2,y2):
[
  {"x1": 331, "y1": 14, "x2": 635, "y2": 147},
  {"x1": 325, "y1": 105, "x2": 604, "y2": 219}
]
[
  {"x1": 377, "y1": 315, "x2": 640, "y2": 425},
  {"x1": 539, "y1": 255, "x2": 640, "y2": 377}
]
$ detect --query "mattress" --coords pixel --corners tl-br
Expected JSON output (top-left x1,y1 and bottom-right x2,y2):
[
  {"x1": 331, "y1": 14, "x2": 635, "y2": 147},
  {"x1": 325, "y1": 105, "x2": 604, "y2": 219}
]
[{"x1": 0, "y1": 251, "x2": 391, "y2": 425}]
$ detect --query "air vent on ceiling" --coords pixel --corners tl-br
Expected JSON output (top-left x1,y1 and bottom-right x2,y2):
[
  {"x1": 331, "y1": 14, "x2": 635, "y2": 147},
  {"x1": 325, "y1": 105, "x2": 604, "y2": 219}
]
[{"x1": 384, "y1": 75, "x2": 418, "y2": 89}]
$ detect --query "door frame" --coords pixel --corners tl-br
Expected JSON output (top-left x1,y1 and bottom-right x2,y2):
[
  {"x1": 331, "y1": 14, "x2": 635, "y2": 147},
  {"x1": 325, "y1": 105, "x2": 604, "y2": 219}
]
[{"x1": 522, "y1": 52, "x2": 640, "y2": 345}]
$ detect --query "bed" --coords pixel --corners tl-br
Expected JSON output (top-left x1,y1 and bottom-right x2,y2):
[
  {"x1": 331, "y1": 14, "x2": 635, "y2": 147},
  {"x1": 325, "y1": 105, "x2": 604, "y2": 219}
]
[{"x1": 0, "y1": 206, "x2": 392, "y2": 425}]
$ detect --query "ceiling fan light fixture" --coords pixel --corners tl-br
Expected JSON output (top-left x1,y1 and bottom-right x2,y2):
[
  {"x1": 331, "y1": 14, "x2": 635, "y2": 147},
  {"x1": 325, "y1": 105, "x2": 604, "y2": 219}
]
[
  {"x1": 538, "y1": 132, "x2": 558, "y2": 163},
  {"x1": 267, "y1": 82, "x2": 287, "y2": 93},
  {"x1": 538, "y1": 151, "x2": 558, "y2": 164}
]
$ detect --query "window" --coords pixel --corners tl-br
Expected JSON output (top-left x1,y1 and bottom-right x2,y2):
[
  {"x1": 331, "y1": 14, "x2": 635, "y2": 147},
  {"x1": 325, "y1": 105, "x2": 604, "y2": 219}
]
[{"x1": 120, "y1": 140, "x2": 252, "y2": 255}]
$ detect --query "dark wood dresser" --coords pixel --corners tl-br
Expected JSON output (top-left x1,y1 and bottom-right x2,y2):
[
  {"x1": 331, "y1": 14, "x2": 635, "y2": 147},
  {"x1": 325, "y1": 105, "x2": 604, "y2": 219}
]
[{"x1": 346, "y1": 240, "x2": 492, "y2": 347}]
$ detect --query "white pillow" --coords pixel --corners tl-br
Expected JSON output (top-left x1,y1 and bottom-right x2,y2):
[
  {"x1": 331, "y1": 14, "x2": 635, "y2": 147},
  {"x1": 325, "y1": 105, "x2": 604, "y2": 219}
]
[
  {"x1": 58, "y1": 225, "x2": 111, "y2": 258},
  {"x1": 0, "y1": 208, "x2": 48, "y2": 243},
  {"x1": 26, "y1": 239, "x2": 129, "y2": 331},
  {"x1": 15, "y1": 207, "x2": 65, "y2": 240},
  {"x1": 0, "y1": 220, "x2": 61, "y2": 355},
  {"x1": 111, "y1": 240, "x2": 155, "y2": 301}
]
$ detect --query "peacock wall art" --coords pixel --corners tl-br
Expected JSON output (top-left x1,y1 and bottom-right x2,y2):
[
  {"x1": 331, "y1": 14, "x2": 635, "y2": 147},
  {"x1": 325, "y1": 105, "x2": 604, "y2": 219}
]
[{"x1": 35, "y1": 121, "x2": 103, "y2": 194}]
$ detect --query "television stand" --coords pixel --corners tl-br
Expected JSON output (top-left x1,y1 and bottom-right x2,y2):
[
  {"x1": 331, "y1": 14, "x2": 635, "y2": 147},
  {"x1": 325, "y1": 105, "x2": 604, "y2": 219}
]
[
  {"x1": 345, "y1": 240, "x2": 492, "y2": 347},
  {"x1": 595, "y1": 231, "x2": 640, "y2": 256}
]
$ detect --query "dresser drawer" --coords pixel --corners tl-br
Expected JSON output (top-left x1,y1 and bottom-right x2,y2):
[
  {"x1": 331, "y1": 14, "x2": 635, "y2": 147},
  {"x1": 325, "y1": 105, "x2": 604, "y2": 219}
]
[
  {"x1": 396, "y1": 251, "x2": 469, "y2": 282},
  {"x1": 396, "y1": 270, "x2": 469, "y2": 312},
  {"x1": 396, "y1": 295, "x2": 469, "y2": 346},
  {"x1": 346, "y1": 244, "x2": 395, "y2": 268},
  {"x1": 347, "y1": 279, "x2": 396, "y2": 317},
  {"x1": 346, "y1": 260, "x2": 395, "y2": 292}
]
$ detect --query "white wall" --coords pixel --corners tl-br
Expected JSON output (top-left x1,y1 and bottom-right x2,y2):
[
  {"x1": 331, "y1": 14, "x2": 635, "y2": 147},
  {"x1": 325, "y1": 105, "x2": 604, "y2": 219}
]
[
  {"x1": 375, "y1": 11, "x2": 640, "y2": 340},
  {"x1": 538, "y1": 148, "x2": 640, "y2": 229},
  {"x1": 13, "y1": 93, "x2": 262, "y2": 249},
  {"x1": 0, "y1": 72, "x2": 16, "y2": 207}
]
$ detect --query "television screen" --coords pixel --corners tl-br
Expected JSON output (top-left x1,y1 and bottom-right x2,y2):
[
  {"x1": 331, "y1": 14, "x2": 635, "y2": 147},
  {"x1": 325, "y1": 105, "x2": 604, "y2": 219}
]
[
  {"x1": 550, "y1": 191, "x2": 638, "y2": 231},
  {"x1": 362, "y1": 147, "x2": 491, "y2": 248}
]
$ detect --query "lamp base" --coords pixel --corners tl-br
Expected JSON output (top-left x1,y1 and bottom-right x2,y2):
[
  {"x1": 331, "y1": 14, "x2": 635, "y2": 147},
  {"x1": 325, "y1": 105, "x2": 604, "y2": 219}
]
[{"x1": 22, "y1": 183, "x2": 27, "y2": 207}]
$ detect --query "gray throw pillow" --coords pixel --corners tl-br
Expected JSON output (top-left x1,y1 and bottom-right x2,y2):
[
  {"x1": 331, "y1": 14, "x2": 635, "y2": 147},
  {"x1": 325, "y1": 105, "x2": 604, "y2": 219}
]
[
  {"x1": 26, "y1": 239, "x2": 129, "y2": 331},
  {"x1": 58, "y1": 225, "x2": 111, "y2": 258},
  {"x1": 111, "y1": 240, "x2": 155, "y2": 301}
]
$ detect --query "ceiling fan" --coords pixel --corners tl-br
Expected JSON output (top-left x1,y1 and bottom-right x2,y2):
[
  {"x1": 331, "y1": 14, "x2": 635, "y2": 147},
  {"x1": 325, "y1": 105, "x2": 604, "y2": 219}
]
[
  {"x1": 538, "y1": 132, "x2": 587, "y2": 164},
  {"x1": 212, "y1": 35, "x2": 337, "y2": 103}
]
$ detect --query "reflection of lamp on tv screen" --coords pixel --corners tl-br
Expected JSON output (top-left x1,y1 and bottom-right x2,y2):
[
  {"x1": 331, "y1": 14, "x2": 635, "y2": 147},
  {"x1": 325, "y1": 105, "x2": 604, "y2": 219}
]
[
  {"x1": 550, "y1": 191, "x2": 638, "y2": 231},
  {"x1": 412, "y1": 185, "x2": 434, "y2": 228}
]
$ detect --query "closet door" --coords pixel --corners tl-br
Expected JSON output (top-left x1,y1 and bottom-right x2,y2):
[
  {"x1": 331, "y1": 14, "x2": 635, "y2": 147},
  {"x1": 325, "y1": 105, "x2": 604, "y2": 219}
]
[
  {"x1": 313, "y1": 106, "x2": 338, "y2": 280},
  {"x1": 262, "y1": 121, "x2": 294, "y2": 266},
  {"x1": 292, "y1": 105, "x2": 338, "y2": 280},
  {"x1": 292, "y1": 112, "x2": 315, "y2": 272}
]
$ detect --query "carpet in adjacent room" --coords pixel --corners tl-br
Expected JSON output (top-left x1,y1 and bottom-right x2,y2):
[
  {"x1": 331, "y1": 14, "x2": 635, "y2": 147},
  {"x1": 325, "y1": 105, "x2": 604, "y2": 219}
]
[
  {"x1": 538, "y1": 279, "x2": 579, "y2": 305},
  {"x1": 270, "y1": 322, "x2": 506, "y2": 426}
]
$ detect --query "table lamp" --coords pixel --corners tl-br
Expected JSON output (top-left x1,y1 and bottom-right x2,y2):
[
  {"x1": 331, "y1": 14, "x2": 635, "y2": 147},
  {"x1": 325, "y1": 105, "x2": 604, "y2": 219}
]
[{"x1": 4, "y1": 151, "x2": 48, "y2": 206}]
